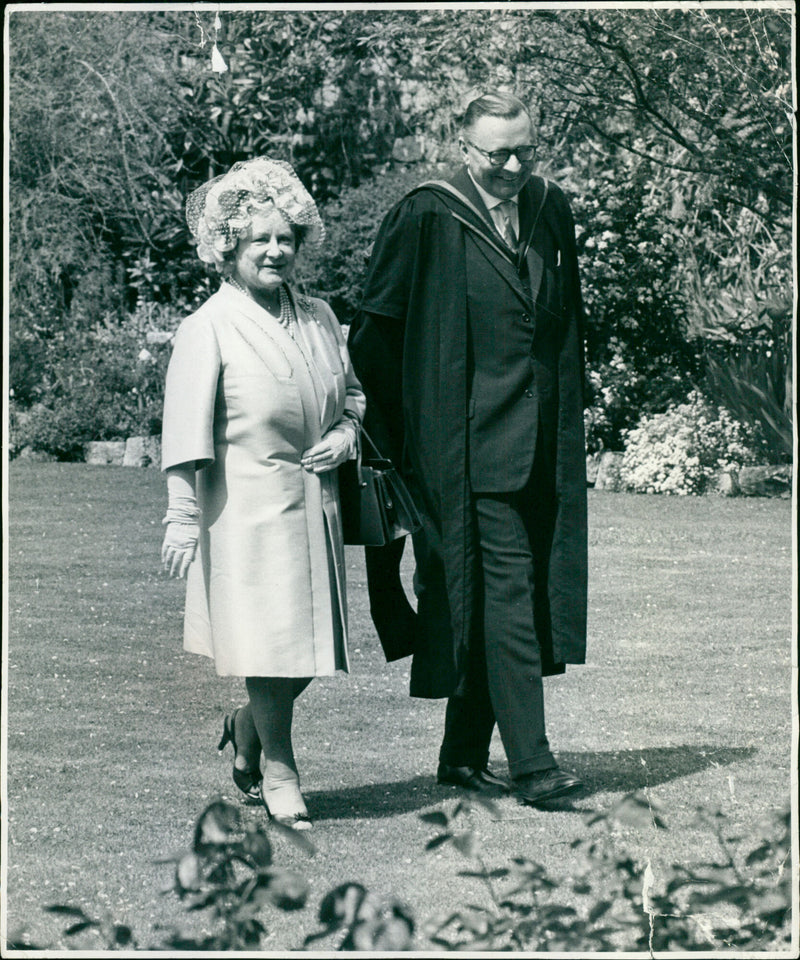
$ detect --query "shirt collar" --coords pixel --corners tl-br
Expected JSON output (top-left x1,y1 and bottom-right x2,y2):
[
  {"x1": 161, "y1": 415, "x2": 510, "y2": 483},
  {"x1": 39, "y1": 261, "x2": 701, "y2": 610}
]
[{"x1": 467, "y1": 170, "x2": 519, "y2": 212}]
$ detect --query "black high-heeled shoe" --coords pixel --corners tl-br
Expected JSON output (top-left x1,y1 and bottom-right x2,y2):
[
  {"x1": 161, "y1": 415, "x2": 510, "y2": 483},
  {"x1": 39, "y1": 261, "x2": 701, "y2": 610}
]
[{"x1": 217, "y1": 709, "x2": 262, "y2": 805}]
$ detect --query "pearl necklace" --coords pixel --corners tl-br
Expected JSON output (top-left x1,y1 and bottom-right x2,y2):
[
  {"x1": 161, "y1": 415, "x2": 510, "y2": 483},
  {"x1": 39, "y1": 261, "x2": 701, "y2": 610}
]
[
  {"x1": 276, "y1": 284, "x2": 295, "y2": 337},
  {"x1": 227, "y1": 277, "x2": 295, "y2": 337}
]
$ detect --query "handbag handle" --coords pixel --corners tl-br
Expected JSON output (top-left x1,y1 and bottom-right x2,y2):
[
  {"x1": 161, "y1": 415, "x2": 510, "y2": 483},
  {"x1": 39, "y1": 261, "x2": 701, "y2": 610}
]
[
  {"x1": 359, "y1": 425, "x2": 389, "y2": 461},
  {"x1": 350, "y1": 424, "x2": 390, "y2": 489}
]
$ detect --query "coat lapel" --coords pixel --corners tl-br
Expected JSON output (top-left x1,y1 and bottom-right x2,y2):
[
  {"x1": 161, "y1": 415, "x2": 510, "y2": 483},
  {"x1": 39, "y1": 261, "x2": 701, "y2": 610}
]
[
  {"x1": 222, "y1": 283, "x2": 324, "y2": 446},
  {"x1": 450, "y1": 169, "x2": 511, "y2": 250},
  {"x1": 445, "y1": 170, "x2": 532, "y2": 307},
  {"x1": 414, "y1": 171, "x2": 553, "y2": 310},
  {"x1": 287, "y1": 288, "x2": 343, "y2": 433}
]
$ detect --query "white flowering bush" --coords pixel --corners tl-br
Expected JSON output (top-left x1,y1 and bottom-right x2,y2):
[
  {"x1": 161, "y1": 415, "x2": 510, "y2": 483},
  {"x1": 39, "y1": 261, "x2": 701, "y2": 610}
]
[{"x1": 619, "y1": 391, "x2": 764, "y2": 495}]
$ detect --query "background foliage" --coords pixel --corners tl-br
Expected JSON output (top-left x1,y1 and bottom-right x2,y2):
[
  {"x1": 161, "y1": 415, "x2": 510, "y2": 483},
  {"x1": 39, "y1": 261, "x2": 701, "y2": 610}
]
[{"x1": 6, "y1": 7, "x2": 794, "y2": 462}]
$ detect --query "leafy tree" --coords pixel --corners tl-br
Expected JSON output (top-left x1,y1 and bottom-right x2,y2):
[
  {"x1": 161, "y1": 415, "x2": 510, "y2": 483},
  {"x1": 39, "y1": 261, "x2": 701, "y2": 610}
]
[
  {"x1": 562, "y1": 9, "x2": 792, "y2": 219},
  {"x1": 6, "y1": 7, "x2": 793, "y2": 457},
  {"x1": 8, "y1": 11, "x2": 199, "y2": 318},
  {"x1": 182, "y1": 10, "x2": 400, "y2": 199}
]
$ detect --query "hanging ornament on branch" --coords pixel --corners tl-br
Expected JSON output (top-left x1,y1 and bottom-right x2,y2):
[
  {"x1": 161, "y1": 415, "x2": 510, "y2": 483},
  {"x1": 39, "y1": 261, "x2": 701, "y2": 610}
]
[
  {"x1": 210, "y1": 12, "x2": 228, "y2": 74},
  {"x1": 210, "y1": 43, "x2": 228, "y2": 75},
  {"x1": 193, "y1": 8, "x2": 228, "y2": 75}
]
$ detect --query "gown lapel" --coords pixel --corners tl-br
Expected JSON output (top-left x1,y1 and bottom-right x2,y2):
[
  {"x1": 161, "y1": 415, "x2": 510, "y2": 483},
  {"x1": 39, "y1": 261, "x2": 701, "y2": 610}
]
[
  {"x1": 518, "y1": 177, "x2": 549, "y2": 306},
  {"x1": 446, "y1": 170, "x2": 532, "y2": 306}
]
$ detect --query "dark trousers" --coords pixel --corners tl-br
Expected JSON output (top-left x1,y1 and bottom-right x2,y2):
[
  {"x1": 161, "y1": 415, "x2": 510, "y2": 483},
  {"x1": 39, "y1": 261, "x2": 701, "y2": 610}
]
[{"x1": 438, "y1": 454, "x2": 558, "y2": 779}]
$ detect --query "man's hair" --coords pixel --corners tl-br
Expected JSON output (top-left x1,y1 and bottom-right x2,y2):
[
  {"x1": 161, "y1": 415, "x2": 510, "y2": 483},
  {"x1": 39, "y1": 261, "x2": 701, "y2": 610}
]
[{"x1": 461, "y1": 91, "x2": 532, "y2": 133}]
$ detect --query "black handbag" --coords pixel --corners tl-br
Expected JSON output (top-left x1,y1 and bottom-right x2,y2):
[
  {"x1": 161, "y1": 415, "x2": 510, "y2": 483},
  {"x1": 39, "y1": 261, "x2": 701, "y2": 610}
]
[{"x1": 338, "y1": 427, "x2": 422, "y2": 546}]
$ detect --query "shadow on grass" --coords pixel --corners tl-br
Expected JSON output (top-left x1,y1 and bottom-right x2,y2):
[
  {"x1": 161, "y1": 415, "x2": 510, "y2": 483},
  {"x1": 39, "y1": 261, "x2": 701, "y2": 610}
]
[
  {"x1": 306, "y1": 745, "x2": 757, "y2": 821},
  {"x1": 563, "y1": 744, "x2": 758, "y2": 795},
  {"x1": 307, "y1": 775, "x2": 451, "y2": 821}
]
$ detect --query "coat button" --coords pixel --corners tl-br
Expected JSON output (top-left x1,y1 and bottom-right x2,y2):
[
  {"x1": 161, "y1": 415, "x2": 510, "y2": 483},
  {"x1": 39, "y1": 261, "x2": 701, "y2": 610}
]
[
  {"x1": 522, "y1": 315, "x2": 531, "y2": 323},
  {"x1": 525, "y1": 389, "x2": 533, "y2": 398}
]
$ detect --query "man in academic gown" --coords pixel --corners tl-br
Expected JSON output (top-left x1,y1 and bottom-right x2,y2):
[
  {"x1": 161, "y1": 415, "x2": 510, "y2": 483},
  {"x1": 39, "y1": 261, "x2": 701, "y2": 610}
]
[{"x1": 348, "y1": 91, "x2": 588, "y2": 806}]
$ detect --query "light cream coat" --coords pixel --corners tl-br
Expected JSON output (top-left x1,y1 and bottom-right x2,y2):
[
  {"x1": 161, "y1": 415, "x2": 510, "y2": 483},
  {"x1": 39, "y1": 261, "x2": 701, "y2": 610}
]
[{"x1": 161, "y1": 282, "x2": 366, "y2": 677}]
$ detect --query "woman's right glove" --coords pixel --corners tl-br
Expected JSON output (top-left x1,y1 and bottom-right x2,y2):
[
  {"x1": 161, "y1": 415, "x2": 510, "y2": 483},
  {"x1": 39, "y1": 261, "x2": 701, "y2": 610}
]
[
  {"x1": 300, "y1": 417, "x2": 359, "y2": 474},
  {"x1": 161, "y1": 495, "x2": 200, "y2": 579}
]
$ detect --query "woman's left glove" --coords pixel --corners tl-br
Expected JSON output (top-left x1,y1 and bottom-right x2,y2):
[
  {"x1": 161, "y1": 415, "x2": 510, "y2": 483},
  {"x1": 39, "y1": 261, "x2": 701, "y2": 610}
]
[
  {"x1": 161, "y1": 495, "x2": 200, "y2": 578},
  {"x1": 301, "y1": 418, "x2": 359, "y2": 474}
]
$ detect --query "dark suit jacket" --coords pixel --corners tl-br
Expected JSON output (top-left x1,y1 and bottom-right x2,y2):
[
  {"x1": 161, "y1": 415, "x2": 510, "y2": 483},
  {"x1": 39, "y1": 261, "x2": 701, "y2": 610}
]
[
  {"x1": 348, "y1": 169, "x2": 588, "y2": 697},
  {"x1": 455, "y1": 168, "x2": 563, "y2": 490}
]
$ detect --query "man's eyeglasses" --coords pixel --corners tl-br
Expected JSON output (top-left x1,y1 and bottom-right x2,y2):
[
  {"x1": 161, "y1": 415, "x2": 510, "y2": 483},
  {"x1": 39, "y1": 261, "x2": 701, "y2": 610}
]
[{"x1": 465, "y1": 140, "x2": 537, "y2": 167}]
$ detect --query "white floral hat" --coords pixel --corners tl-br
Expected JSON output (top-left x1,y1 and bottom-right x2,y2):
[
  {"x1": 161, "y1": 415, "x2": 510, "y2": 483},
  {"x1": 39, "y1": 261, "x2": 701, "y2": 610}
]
[{"x1": 186, "y1": 157, "x2": 325, "y2": 269}]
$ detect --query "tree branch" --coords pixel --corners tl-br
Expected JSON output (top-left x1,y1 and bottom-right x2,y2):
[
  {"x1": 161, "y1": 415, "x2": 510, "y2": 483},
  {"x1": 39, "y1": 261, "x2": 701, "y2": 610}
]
[{"x1": 76, "y1": 59, "x2": 155, "y2": 248}]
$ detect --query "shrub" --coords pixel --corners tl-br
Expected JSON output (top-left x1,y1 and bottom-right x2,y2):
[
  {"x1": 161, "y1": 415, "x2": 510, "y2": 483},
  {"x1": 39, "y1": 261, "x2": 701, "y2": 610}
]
[
  {"x1": 422, "y1": 795, "x2": 792, "y2": 952},
  {"x1": 298, "y1": 161, "x2": 449, "y2": 324},
  {"x1": 10, "y1": 399, "x2": 123, "y2": 462},
  {"x1": 569, "y1": 159, "x2": 704, "y2": 453},
  {"x1": 703, "y1": 348, "x2": 792, "y2": 464},
  {"x1": 619, "y1": 391, "x2": 766, "y2": 495},
  {"x1": 8, "y1": 795, "x2": 791, "y2": 952},
  {"x1": 9, "y1": 301, "x2": 183, "y2": 460},
  {"x1": 8, "y1": 799, "x2": 413, "y2": 953}
]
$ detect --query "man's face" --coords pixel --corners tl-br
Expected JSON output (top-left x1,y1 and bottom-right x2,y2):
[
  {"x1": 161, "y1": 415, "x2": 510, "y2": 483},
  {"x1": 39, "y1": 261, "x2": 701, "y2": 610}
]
[{"x1": 459, "y1": 112, "x2": 536, "y2": 200}]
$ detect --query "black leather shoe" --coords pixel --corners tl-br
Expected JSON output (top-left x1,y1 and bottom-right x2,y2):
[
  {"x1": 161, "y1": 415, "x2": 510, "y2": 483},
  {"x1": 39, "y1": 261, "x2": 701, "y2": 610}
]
[
  {"x1": 437, "y1": 763, "x2": 509, "y2": 794},
  {"x1": 513, "y1": 768, "x2": 583, "y2": 806}
]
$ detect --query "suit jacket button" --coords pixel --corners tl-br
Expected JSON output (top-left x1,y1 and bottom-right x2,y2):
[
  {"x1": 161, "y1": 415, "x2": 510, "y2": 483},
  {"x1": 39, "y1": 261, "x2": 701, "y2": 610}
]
[
  {"x1": 522, "y1": 315, "x2": 531, "y2": 323},
  {"x1": 525, "y1": 389, "x2": 533, "y2": 398}
]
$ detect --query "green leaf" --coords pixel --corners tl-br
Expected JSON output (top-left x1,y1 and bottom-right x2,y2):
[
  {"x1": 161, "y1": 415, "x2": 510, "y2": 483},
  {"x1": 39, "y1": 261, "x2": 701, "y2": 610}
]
[
  {"x1": 242, "y1": 830, "x2": 273, "y2": 867},
  {"x1": 419, "y1": 810, "x2": 449, "y2": 827},
  {"x1": 267, "y1": 818, "x2": 316, "y2": 856},
  {"x1": 425, "y1": 833, "x2": 453, "y2": 851},
  {"x1": 459, "y1": 867, "x2": 510, "y2": 880},
  {"x1": 539, "y1": 905, "x2": 579, "y2": 918},
  {"x1": 588, "y1": 900, "x2": 613, "y2": 922},
  {"x1": 175, "y1": 852, "x2": 203, "y2": 893},
  {"x1": 113, "y1": 924, "x2": 134, "y2": 946},
  {"x1": 745, "y1": 844, "x2": 774, "y2": 866},
  {"x1": 266, "y1": 869, "x2": 309, "y2": 911},
  {"x1": 610, "y1": 792, "x2": 667, "y2": 830},
  {"x1": 45, "y1": 905, "x2": 89, "y2": 918},
  {"x1": 193, "y1": 800, "x2": 242, "y2": 851},
  {"x1": 451, "y1": 832, "x2": 478, "y2": 858}
]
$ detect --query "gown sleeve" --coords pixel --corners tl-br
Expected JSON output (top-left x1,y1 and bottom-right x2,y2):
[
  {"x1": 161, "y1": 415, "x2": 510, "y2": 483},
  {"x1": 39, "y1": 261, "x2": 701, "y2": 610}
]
[
  {"x1": 359, "y1": 196, "x2": 426, "y2": 321},
  {"x1": 348, "y1": 194, "x2": 434, "y2": 467},
  {"x1": 161, "y1": 310, "x2": 221, "y2": 471},
  {"x1": 348, "y1": 196, "x2": 433, "y2": 664}
]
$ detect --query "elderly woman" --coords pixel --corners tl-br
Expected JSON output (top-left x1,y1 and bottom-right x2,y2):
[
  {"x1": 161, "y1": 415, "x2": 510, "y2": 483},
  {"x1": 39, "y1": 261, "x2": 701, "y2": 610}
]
[{"x1": 160, "y1": 157, "x2": 365, "y2": 830}]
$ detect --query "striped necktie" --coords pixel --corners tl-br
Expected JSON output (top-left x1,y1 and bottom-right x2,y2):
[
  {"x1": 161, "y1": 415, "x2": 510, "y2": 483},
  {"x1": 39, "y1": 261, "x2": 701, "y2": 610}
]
[{"x1": 497, "y1": 200, "x2": 518, "y2": 251}]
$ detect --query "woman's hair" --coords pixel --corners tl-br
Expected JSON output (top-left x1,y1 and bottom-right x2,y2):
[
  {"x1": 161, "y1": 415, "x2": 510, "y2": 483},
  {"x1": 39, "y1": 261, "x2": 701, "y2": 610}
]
[
  {"x1": 185, "y1": 157, "x2": 325, "y2": 272},
  {"x1": 461, "y1": 91, "x2": 532, "y2": 133}
]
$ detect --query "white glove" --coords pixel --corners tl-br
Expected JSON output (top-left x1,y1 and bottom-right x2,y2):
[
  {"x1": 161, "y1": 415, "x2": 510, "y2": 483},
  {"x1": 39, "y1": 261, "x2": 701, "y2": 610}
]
[
  {"x1": 161, "y1": 521, "x2": 199, "y2": 579},
  {"x1": 301, "y1": 419, "x2": 359, "y2": 474},
  {"x1": 161, "y1": 494, "x2": 200, "y2": 579}
]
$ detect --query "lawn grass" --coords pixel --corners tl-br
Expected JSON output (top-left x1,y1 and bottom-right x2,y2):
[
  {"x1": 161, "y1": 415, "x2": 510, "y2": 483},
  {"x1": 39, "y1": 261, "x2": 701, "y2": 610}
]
[{"x1": 3, "y1": 462, "x2": 795, "y2": 953}]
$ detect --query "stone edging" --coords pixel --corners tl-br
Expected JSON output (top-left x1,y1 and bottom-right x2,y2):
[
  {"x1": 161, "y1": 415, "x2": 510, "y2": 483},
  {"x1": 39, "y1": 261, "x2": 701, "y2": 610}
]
[{"x1": 84, "y1": 436, "x2": 161, "y2": 468}]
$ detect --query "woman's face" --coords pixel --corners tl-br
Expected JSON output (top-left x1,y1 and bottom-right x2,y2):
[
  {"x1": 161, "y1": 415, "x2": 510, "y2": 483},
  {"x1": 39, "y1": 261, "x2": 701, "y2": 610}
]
[{"x1": 231, "y1": 209, "x2": 297, "y2": 296}]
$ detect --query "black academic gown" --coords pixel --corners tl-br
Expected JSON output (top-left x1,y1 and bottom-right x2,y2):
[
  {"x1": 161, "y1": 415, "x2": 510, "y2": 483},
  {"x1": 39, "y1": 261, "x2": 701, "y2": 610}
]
[{"x1": 348, "y1": 169, "x2": 588, "y2": 699}]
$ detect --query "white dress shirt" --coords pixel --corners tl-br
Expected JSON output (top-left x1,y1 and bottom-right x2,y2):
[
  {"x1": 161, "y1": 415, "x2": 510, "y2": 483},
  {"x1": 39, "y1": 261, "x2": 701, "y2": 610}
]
[{"x1": 468, "y1": 171, "x2": 520, "y2": 246}]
